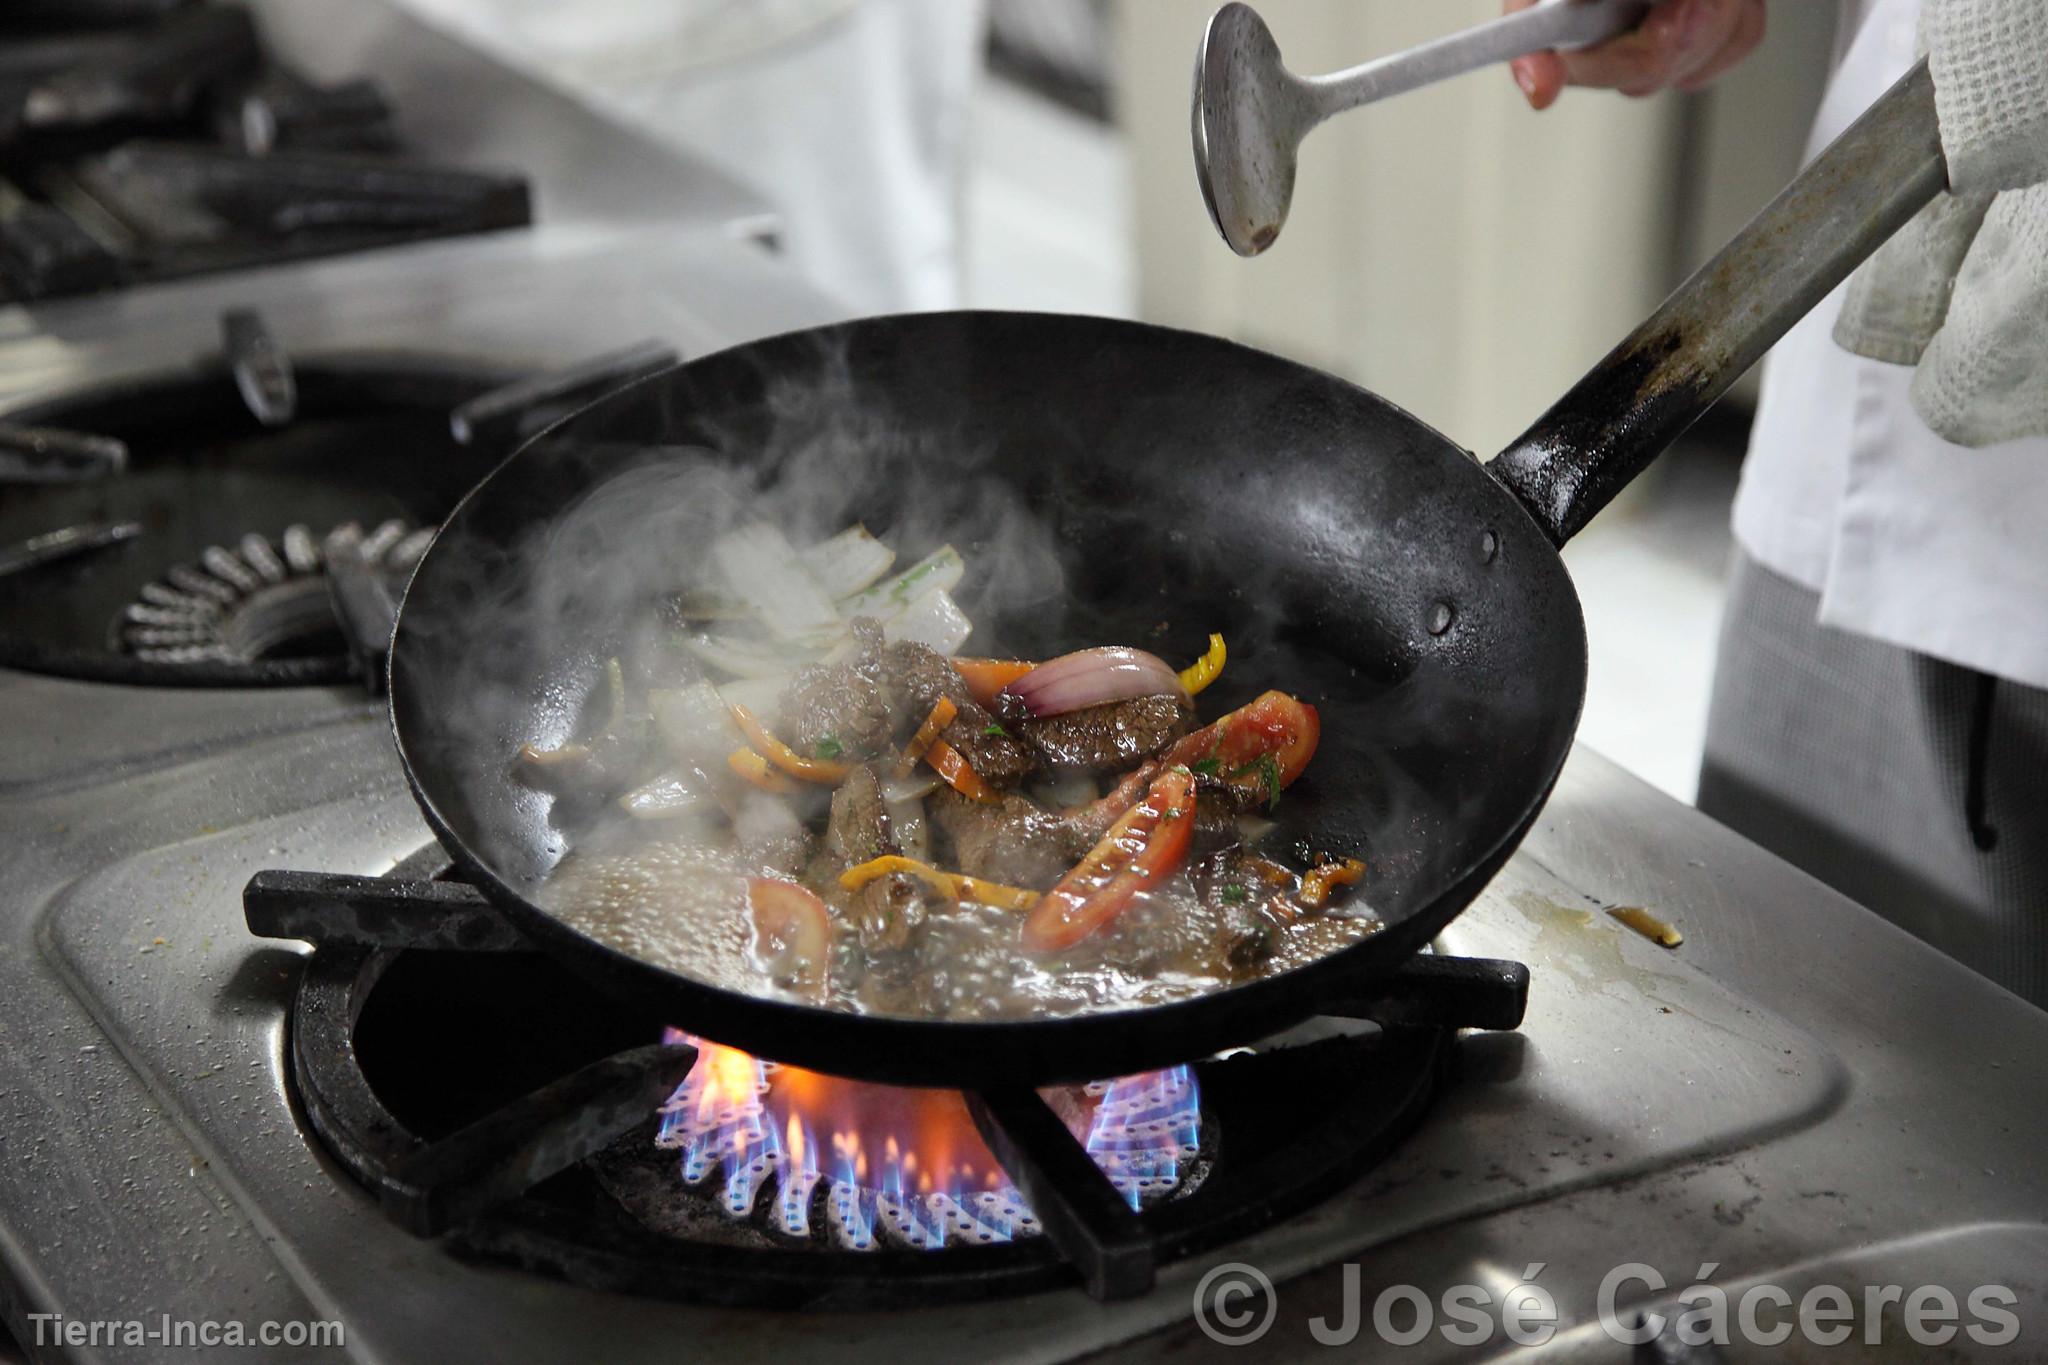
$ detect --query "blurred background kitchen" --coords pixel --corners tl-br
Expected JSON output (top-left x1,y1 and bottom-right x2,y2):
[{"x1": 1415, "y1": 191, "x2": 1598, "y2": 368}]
[{"x1": 386, "y1": 0, "x2": 1832, "y2": 800}]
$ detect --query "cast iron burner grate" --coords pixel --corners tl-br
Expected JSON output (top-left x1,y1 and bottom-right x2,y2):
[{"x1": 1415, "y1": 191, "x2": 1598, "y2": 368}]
[{"x1": 245, "y1": 851, "x2": 1529, "y2": 1307}]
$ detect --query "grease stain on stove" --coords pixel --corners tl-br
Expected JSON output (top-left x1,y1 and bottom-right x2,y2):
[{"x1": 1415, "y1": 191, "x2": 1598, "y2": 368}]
[{"x1": 1503, "y1": 890, "x2": 1725, "y2": 1024}]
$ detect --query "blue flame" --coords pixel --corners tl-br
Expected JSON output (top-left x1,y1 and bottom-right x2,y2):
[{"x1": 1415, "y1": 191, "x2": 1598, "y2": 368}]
[
  {"x1": 1083, "y1": 1064, "x2": 1201, "y2": 1211},
  {"x1": 654, "y1": 1036, "x2": 1201, "y2": 1246}
]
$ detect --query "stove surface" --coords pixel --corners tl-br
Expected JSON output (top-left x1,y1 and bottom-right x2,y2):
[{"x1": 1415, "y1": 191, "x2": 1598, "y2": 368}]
[{"x1": 4, "y1": 664, "x2": 2043, "y2": 1361}]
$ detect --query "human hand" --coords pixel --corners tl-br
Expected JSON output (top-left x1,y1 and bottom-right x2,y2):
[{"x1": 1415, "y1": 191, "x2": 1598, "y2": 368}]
[{"x1": 1504, "y1": 0, "x2": 1766, "y2": 111}]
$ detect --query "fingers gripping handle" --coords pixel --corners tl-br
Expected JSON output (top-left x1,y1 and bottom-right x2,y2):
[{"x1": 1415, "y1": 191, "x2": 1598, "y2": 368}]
[{"x1": 1309, "y1": 0, "x2": 1651, "y2": 117}]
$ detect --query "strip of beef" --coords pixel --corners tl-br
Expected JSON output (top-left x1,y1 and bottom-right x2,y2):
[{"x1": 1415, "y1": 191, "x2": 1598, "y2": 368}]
[
  {"x1": 930, "y1": 787, "x2": 1095, "y2": 888},
  {"x1": 1011, "y1": 693, "x2": 1193, "y2": 772},
  {"x1": 1189, "y1": 847, "x2": 1299, "y2": 974},
  {"x1": 881, "y1": 639, "x2": 1038, "y2": 786},
  {"x1": 777, "y1": 618, "x2": 894, "y2": 758},
  {"x1": 822, "y1": 762, "x2": 935, "y2": 950}
]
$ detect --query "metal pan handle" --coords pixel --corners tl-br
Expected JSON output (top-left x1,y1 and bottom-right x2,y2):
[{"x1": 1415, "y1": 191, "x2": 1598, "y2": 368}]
[
  {"x1": 1308, "y1": 0, "x2": 1652, "y2": 118},
  {"x1": 1489, "y1": 60, "x2": 1948, "y2": 546}
]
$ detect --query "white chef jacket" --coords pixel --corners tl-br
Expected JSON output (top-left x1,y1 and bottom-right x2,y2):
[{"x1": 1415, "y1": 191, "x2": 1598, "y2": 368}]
[{"x1": 1732, "y1": 0, "x2": 2048, "y2": 688}]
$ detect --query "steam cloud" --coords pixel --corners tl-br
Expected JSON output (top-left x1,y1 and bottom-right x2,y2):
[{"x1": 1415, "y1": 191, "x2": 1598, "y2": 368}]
[{"x1": 394, "y1": 318, "x2": 1571, "y2": 952}]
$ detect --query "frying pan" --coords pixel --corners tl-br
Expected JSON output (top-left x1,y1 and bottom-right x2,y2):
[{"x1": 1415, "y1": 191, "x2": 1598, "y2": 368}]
[{"x1": 390, "y1": 65, "x2": 1945, "y2": 1088}]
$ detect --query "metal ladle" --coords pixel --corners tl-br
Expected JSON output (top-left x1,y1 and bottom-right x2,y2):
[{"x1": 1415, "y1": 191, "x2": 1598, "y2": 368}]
[{"x1": 1194, "y1": 0, "x2": 1654, "y2": 256}]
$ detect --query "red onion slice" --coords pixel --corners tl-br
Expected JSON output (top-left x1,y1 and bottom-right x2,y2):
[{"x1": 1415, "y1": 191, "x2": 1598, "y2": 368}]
[{"x1": 1001, "y1": 646, "x2": 1186, "y2": 717}]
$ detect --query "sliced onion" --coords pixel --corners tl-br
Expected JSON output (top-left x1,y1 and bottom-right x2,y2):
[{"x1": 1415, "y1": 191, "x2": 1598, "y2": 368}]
[
  {"x1": 803, "y1": 524, "x2": 896, "y2": 598},
  {"x1": 710, "y1": 523, "x2": 842, "y2": 641},
  {"x1": 1001, "y1": 646, "x2": 1185, "y2": 717},
  {"x1": 882, "y1": 771, "x2": 943, "y2": 804},
  {"x1": 618, "y1": 770, "x2": 713, "y2": 820},
  {"x1": 649, "y1": 682, "x2": 741, "y2": 769},
  {"x1": 884, "y1": 585, "x2": 972, "y2": 655}
]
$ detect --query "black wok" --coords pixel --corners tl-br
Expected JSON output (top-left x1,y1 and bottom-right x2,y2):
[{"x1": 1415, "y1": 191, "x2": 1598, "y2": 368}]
[{"x1": 390, "y1": 66, "x2": 1945, "y2": 1087}]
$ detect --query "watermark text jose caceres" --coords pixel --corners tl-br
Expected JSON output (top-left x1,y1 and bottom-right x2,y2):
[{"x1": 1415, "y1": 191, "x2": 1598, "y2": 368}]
[
  {"x1": 1192, "y1": 1261, "x2": 2023, "y2": 1350},
  {"x1": 26, "y1": 1314, "x2": 345, "y2": 1351}
]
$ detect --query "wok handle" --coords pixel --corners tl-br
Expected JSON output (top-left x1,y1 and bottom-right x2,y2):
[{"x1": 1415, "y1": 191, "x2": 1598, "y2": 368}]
[{"x1": 1489, "y1": 59, "x2": 1947, "y2": 546}]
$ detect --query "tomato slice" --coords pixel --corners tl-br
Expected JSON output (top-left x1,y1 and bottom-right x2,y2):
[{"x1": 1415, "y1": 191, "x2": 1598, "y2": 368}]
[
  {"x1": 1064, "y1": 760, "x2": 1160, "y2": 842},
  {"x1": 745, "y1": 876, "x2": 831, "y2": 995},
  {"x1": 1161, "y1": 690, "x2": 1320, "y2": 805},
  {"x1": 1023, "y1": 766, "x2": 1196, "y2": 952}
]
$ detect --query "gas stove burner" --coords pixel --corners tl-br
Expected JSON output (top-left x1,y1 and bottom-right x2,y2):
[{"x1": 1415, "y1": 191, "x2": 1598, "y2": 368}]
[
  {"x1": 0, "y1": 328, "x2": 674, "y2": 687},
  {"x1": 648, "y1": 1034, "x2": 1206, "y2": 1254},
  {"x1": 244, "y1": 860, "x2": 1530, "y2": 1308},
  {"x1": 116, "y1": 518, "x2": 429, "y2": 667}
]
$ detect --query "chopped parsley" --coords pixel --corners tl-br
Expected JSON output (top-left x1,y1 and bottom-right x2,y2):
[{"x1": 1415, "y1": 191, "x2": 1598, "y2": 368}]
[
  {"x1": 1231, "y1": 752, "x2": 1284, "y2": 811},
  {"x1": 1221, "y1": 884, "x2": 1248, "y2": 905},
  {"x1": 1191, "y1": 756, "x2": 1223, "y2": 778},
  {"x1": 982, "y1": 721, "x2": 1009, "y2": 738},
  {"x1": 813, "y1": 735, "x2": 844, "y2": 760}
]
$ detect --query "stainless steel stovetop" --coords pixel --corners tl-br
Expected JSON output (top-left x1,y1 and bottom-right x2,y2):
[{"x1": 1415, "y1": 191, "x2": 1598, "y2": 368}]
[
  {"x1": 1, "y1": 4, "x2": 2044, "y2": 1361},
  {"x1": 8, "y1": 674, "x2": 2046, "y2": 1362}
]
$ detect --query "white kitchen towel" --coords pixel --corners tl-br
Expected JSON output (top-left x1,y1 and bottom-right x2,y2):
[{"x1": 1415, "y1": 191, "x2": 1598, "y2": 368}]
[
  {"x1": 1927, "y1": 0, "x2": 2048, "y2": 193},
  {"x1": 1832, "y1": 0, "x2": 2048, "y2": 447}
]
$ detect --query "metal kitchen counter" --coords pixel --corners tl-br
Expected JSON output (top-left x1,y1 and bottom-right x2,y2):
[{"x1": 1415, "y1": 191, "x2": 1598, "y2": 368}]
[{"x1": 1, "y1": 657, "x2": 2041, "y2": 1360}]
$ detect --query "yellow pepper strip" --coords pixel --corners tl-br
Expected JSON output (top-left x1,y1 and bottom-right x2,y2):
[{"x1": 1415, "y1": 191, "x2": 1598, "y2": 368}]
[
  {"x1": 894, "y1": 696, "x2": 959, "y2": 778},
  {"x1": 1179, "y1": 633, "x2": 1227, "y2": 695},
  {"x1": 727, "y1": 747, "x2": 799, "y2": 794},
  {"x1": 838, "y1": 855, "x2": 1041, "y2": 911},
  {"x1": 730, "y1": 703, "x2": 851, "y2": 783},
  {"x1": 1238, "y1": 855, "x2": 1298, "y2": 888},
  {"x1": 1608, "y1": 905, "x2": 1684, "y2": 948},
  {"x1": 1297, "y1": 856, "x2": 1366, "y2": 909},
  {"x1": 925, "y1": 738, "x2": 1000, "y2": 803}
]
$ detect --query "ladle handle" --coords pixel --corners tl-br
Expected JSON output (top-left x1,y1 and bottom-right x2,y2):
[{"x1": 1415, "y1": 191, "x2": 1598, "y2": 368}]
[
  {"x1": 1491, "y1": 59, "x2": 1948, "y2": 546},
  {"x1": 1308, "y1": 0, "x2": 1652, "y2": 116}
]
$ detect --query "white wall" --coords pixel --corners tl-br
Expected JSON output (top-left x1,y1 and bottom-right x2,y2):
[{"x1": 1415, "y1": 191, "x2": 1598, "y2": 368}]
[
  {"x1": 1113, "y1": 0, "x2": 1688, "y2": 458},
  {"x1": 1111, "y1": 2, "x2": 1841, "y2": 448}
]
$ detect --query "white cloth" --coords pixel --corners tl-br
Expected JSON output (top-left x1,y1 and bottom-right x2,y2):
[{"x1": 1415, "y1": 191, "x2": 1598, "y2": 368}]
[
  {"x1": 1926, "y1": 0, "x2": 2048, "y2": 193},
  {"x1": 1731, "y1": 0, "x2": 2048, "y2": 690},
  {"x1": 394, "y1": 0, "x2": 985, "y2": 314},
  {"x1": 1832, "y1": 0, "x2": 2048, "y2": 447},
  {"x1": 1904, "y1": 185, "x2": 2048, "y2": 446}
]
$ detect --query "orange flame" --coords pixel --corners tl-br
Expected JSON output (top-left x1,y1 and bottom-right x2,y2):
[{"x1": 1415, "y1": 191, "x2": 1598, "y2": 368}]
[
  {"x1": 663, "y1": 1029, "x2": 1199, "y2": 1243},
  {"x1": 683, "y1": 1035, "x2": 1013, "y2": 1196}
]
